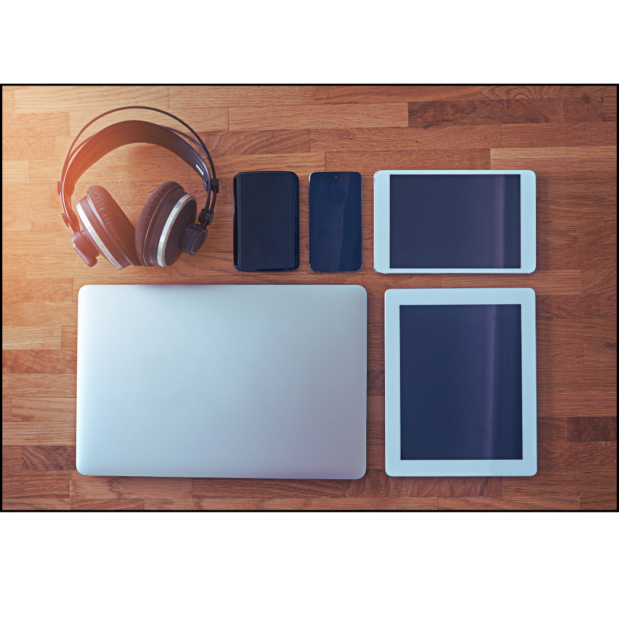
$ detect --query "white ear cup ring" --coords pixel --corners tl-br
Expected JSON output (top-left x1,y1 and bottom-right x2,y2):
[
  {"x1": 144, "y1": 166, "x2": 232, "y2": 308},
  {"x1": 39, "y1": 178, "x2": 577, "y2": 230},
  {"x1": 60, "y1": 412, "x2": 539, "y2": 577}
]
[
  {"x1": 157, "y1": 194, "x2": 194, "y2": 267},
  {"x1": 76, "y1": 199, "x2": 122, "y2": 269}
]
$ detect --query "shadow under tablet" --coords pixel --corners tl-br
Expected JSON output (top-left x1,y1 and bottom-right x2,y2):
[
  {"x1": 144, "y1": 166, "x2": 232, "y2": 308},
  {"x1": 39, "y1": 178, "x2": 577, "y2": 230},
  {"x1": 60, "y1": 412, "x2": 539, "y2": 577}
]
[{"x1": 399, "y1": 304, "x2": 523, "y2": 460}]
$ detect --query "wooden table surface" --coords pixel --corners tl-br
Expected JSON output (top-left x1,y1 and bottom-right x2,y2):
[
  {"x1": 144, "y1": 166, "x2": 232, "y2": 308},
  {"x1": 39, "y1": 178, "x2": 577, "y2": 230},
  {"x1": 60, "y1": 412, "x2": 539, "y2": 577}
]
[{"x1": 2, "y1": 85, "x2": 617, "y2": 511}]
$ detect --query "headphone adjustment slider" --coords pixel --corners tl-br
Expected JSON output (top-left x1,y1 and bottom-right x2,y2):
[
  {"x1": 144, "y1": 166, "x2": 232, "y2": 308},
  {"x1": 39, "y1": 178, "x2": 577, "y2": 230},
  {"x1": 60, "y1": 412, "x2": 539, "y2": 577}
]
[
  {"x1": 199, "y1": 209, "x2": 214, "y2": 226},
  {"x1": 211, "y1": 178, "x2": 219, "y2": 194},
  {"x1": 57, "y1": 179, "x2": 75, "y2": 196}
]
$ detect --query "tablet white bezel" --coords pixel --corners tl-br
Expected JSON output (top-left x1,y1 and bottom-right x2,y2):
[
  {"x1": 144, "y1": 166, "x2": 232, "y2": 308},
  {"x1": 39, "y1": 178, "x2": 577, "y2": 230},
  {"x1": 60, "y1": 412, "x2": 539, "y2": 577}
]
[
  {"x1": 374, "y1": 170, "x2": 536, "y2": 274},
  {"x1": 385, "y1": 288, "x2": 537, "y2": 477}
]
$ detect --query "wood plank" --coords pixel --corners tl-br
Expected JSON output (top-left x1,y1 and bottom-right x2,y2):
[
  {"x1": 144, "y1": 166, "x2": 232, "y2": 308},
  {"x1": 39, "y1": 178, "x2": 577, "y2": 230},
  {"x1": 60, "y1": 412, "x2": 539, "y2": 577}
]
[
  {"x1": 501, "y1": 122, "x2": 616, "y2": 148},
  {"x1": 441, "y1": 271, "x2": 581, "y2": 295},
  {"x1": 561, "y1": 96, "x2": 605, "y2": 122},
  {"x1": 409, "y1": 99, "x2": 567, "y2": 127},
  {"x1": 2, "y1": 87, "x2": 15, "y2": 112},
  {"x1": 229, "y1": 103, "x2": 409, "y2": 131},
  {"x1": 503, "y1": 469, "x2": 617, "y2": 496},
  {"x1": 143, "y1": 498, "x2": 199, "y2": 510},
  {"x1": 2, "y1": 397, "x2": 11, "y2": 423},
  {"x1": 581, "y1": 269, "x2": 616, "y2": 295},
  {"x1": 69, "y1": 471, "x2": 192, "y2": 500},
  {"x1": 584, "y1": 343, "x2": 617, "y2": 368},
  {"x1": 70, "y1": 499, "x2": 145, "y2": 510},
  {"x1": 579, "y1": 493, "x2": 617, "y2": 510},
  {"x1": 538, "y1": 418, "x2": 567, "y2": 443},
  {"x1": 61, "y1": 326, "x2": 77, "y2": 351},
  {"x1": 2, "y1": 498, "x2": 71, "y2": 510},
  {"x1": 536, "y1": 293, "x2": 616, "y2": 318},
  {"x1": 438, "y1": 496, "x2": 579, "y2": 510},
  {"x1": 2, "y1": 183, "x2": 47, "y2": 231},
  {"x1": 2, "y1": 302, "x2": 77, "y2": 328},
  {"x1": 2, "y1": 325, "x2": 61, "y2": 350},
  {"x1": 22, "y1": 446, "x2": 76, "y2": 470},
  {"x1": 537, "y1": 244, "x2": 616, "y2": 271},
  {"x1": 537, "y1": 341, "x2": 583, "y2": 369},
  {"x1": 3, "y1": 136, "x2": 55, "y2": 160},
  {"x1": 3, "y1": 445, "x2": 22, "y2": 471},
  {"x1": 483, "y1": 85, "x2": 616, "y2": 99},
  {"x1": 170, "y1": 86, "x2": 315, "y2": 107},
  {"x1": 537, "y1": 368, "x2": 615, "y2": 393},
  {"x1": 3, "y1": 112, "x2": 70, "y2": 136},
  {"x1": 3, "y1": 351, "x2": 76, "y2": 374},
  {"x1": 567, "y1": 417, "x2": 617, "y2": 442},
  {"x1": 580, "y1": 214, "x2": 617, "y2": 244},
  {"x1": 2, "y1": 470, "x2": 69, "y2": 499},
  {"x1": 200, "y1": 130, "x2": 310, "y2": 155},
  {"x1": 193, "y1": 478, "x2": 346, "y2": 499},
  {"x1": 2, "y1": 374, "x2": 76, "y2": 397},
  {"x1": 2, "y1": 421, "x2": 75, "y2": 445},
  {"x1": 2, "y1": 231, "x2": 62, "y2": 255},
  {"x1": 11, "y1": 398, "x2": 75, "y2": 422},
  {"x1": 346, "y1": 471, "x2": 503, "y2": 498},
  {"x1": 491, "y1": 146, "x2": 617, "y2": 173},
  {"x1": 537, "y1": 318, "x2": 617, "y2": 343},
  {"x1": 537, "y1": 392, "x2": 617, "y2": 418},
  {"x1": 315, "y1": 86, "x2": 484, "y2": 103},
  {"x1": 3, "y1": 161, "x2": 28, "y2": 183},
  {"x1": 310, "y1": 125, "x2": 501, "y2": 152},
  {"x1": 69, "y1": 106, "x2": 229, "y2": 135},
  {"x1": 2, "y1": 255, "x2": 25, "y2": 278},
  {"x1": 191, "y1": 498, "x2": 438, "y2": 510},
  {"x1": 3, "y1": 277, "x2": 73, "y2": 303},
  {"x1": 14, "y1": 86, "x2": 169, "y2": 112},
  {"x1": 602, "y1": 97, "x2": 617, "y2": 122},
  {"x1": 538, "y1": 442, "x2": 616, "y2": 470}
]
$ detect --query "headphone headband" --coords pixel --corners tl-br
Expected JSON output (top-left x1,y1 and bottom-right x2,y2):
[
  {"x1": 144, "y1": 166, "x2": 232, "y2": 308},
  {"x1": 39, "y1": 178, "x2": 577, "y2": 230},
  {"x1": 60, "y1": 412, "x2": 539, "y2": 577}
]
[{"x1": 59, "y1": 106, "x2": 218, "y2": 233}]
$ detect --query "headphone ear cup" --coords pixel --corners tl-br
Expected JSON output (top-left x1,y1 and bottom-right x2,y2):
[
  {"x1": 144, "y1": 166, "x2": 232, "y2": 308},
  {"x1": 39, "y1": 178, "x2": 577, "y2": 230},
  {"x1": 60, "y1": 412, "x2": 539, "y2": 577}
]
[
  {"x1": 135, "y1": 181, "x2": 180, "y2": 264},
  {"x1": 86, "y1": 186, "x2": 141, "y2": 266},
  {"x1": 136, "y1": 181, "x2": 197, "y2": 267}
]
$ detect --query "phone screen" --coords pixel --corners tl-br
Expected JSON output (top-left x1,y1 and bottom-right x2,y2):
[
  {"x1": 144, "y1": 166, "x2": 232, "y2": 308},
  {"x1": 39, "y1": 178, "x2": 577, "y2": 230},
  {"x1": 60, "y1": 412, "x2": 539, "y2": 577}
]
[
  {"x1": 309, "y1": 172, "x2": 362, "y2": 272},
  {"x1": 233, "y1": 171, "x2": 299, "y2": 272}
]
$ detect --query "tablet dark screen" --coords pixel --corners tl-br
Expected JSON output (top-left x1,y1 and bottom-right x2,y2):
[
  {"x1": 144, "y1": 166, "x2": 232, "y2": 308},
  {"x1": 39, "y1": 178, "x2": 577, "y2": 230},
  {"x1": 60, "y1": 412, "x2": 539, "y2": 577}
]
[
  {"x1": 400, "y1": 305, "x2": 523, "y2": 460},
  {"x1": 390, "y1": 174, "x2": 521, "y2": 268}
]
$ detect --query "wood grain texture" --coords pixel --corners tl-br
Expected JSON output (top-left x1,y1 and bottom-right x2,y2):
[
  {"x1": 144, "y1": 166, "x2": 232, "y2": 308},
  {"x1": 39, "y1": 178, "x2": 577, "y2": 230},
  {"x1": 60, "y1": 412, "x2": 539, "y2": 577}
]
[
  {"x1": 584, "y1": 343, "x2": 617, "y2": 368},
  {"x1": 2, "y1": 85, "x2": 616, "y2": 511},
  {"x1": 10, "y1": 398, "x2": 75, "y2": 422},
  {"x1": 567, "y1": 417, "x2": 617, "y2": 442},
  {"x1": 482, "y1": 86, "x2": 616, "y2": 99},
  {"x1": 22, "y1": 446, "x2": 76, "y2": 470},
  {"x1": 438, "y1": 496, "x2": 579, "y2": 510},
  {"x1": 602, "y1": 97, "x2": 617, "y2": 122},
  {"x1": 2, "y1": 421, "x2": 76, "y2": 445},
  {"x1": 230, "y1": 104, "x2": 409, "y2": 131},
  {"x1": 315, "y1": 85, "x2": 485, "y2": 103}
]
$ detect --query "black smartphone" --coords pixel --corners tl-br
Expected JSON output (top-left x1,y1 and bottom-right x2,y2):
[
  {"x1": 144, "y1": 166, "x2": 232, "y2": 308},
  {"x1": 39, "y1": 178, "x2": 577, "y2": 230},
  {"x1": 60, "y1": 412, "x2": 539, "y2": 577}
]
[
  {"x1": 233, "y1": 171, "x2": 299, "y2": 271},
  {"x1": 309, "y1": 172, "x2": 362, "y2": 272}
]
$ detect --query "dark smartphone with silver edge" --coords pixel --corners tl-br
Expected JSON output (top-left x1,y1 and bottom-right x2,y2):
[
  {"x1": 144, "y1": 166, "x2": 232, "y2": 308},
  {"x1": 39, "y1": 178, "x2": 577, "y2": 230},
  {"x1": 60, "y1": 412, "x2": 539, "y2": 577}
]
[{"x1": 309, "y1": 171, "x2": 362, "y2": 272}]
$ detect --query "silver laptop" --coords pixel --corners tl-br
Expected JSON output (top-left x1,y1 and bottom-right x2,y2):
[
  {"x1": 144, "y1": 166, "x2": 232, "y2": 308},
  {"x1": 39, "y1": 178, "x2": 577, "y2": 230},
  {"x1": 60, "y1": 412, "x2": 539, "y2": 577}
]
[{"x1": 76, "y1": 285, "x2": 367, "y2": 479}]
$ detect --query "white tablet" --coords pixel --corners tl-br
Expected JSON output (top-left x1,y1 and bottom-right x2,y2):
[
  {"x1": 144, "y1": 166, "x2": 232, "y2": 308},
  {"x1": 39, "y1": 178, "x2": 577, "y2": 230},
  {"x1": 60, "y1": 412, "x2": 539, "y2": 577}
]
[
  {"x1": 385, "y1": 288, "x2": 537, "y2": 477},
  {"x1": 374, "y1": 170, "x2": 536, "y2": 273}
]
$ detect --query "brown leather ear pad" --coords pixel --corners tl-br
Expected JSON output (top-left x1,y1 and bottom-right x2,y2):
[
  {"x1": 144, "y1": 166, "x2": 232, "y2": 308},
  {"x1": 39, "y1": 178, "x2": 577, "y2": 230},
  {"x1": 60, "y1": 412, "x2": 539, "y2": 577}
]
[
  {"x1": 87, "y1": 186, "x2": 140, "y2": 265},
  {"x1": 135, "y1": 181, "x2": 182, "y2": 263}
]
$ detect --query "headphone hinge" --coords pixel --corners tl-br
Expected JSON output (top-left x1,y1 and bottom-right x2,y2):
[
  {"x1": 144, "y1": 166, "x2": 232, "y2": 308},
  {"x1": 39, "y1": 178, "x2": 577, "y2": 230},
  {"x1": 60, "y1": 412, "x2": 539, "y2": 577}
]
[
  {"x1": 62, "y1": 210, "x2": 80, "y2": 230},
  {"x1": 211, "y1": 178, "x2": 219, "y2": 194}
]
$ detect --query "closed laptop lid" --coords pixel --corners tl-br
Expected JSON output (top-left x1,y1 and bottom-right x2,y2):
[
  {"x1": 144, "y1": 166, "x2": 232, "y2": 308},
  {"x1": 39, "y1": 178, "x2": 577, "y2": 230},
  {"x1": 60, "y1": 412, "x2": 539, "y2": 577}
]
[{"x1": 76, "y1": 285, "x2": 367, "y2": 479}]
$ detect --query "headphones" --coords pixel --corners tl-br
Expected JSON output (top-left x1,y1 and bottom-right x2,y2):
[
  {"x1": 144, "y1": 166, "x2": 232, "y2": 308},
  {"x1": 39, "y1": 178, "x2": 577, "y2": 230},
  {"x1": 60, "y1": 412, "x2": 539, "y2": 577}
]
[{"x1": 59, "y1": 106, "x2": 218, "y2": 268}]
